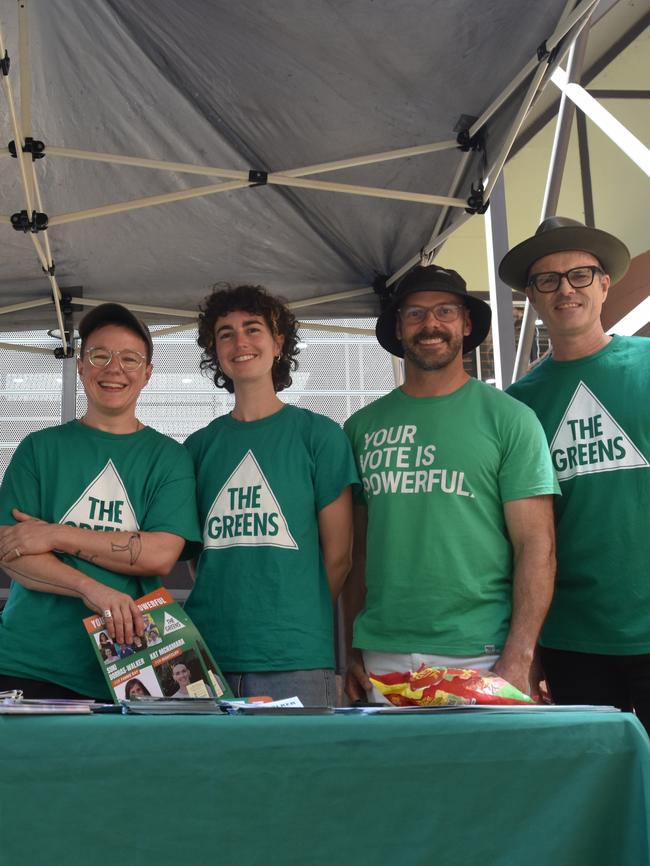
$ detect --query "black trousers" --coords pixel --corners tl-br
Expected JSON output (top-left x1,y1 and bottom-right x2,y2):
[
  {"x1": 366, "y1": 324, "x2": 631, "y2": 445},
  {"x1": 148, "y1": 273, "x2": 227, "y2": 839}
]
[
  {"x1": 0, "y1": 673, "x2": 96, "y2": 701},
  {"x1": 541, "y1": 646, "x2": 650, "y2": 735}
]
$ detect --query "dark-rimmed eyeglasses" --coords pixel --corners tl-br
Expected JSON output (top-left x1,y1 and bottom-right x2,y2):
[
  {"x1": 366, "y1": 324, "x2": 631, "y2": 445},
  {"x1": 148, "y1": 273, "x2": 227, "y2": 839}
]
[
  {"x1": 398, "y1": 302, "x2": 466, "y2": 325},
  {"x1": 85, "y1": 347, "x2": 147, "y2": 372},
  {"x1": 528, "y1": 266, "x2": 603, "y2": 294}
]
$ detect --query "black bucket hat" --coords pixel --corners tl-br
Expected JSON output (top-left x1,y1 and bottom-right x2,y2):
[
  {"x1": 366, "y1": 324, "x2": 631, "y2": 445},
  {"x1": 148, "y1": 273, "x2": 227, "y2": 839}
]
[
  {"x1": 79, "y1": 303, "x2": 154, "y2": 362},
  {"x1": 375, "y1": 265, "x2": 492, "y2": 357},
  {"x1": 498, "y1": 216, "x2": 630, "y2": 290}
]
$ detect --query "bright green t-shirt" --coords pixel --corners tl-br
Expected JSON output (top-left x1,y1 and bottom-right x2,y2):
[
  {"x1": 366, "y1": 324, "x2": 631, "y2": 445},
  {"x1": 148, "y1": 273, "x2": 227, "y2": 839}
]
[
  {"x1": 508, "y1": 335, "x2": 650, "y2": 654},
  {"x1": 0, "y1": 421, "x2": 201, "y2": 698},
  {"x1": 344, "y1": 380, "x2": 559, "y2": 656},
  {"x1": 184, "y1": 405, "x2": 359, "y2": 672}
]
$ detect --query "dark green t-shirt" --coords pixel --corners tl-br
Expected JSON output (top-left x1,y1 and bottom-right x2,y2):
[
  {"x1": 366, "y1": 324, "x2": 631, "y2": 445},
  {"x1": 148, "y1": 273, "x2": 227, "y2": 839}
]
[
  {"x1": 184, "y1": 405, "x2": 359, "y2": 671},
  {"x1": 508, "y1": 335, "x2": 650, "y2": 654},
  {"x1": 0, "y1": 421, "x2": 201, "y2": 698},
  {"x1": 344, "y1": 380, "x2": 559, "y2": 656}
]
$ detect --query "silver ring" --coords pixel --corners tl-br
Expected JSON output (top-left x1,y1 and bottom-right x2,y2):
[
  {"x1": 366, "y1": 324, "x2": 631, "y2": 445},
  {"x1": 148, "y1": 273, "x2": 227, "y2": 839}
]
[
  {"x1": 14, "y1": 548, "x2": 21, "y2": 559},
  {"x1": 103, "y1": 609, "x2": 113, "y2": 619}
]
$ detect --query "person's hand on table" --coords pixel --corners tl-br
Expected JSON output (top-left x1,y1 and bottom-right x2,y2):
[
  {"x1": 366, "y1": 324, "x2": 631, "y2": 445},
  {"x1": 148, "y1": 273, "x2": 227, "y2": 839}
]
[
  {"x1": 492, "y1": 652, "x2": 536, "y2": 699},
  {"x1": 0, "y1": 509, "x2": 57, "y2": 560},
  {"x1": 345, "y1": 650, "x2": 372, "y2": 702},
  {"x1": 79, "y1": 580, "x2": 144, "y2": 646}
]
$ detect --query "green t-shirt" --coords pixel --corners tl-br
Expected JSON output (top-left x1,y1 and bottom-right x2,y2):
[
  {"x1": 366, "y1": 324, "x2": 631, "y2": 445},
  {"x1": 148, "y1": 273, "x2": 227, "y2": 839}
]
[
  {"x1": 344, "y1": 380, "x2": 559, "y2": 656},
  {"x1": 0, "y1": 421, "x2": 201, "y2": 698},
  {"x1": 507, "y1": 335, "x2": 650, "y2": 654},
  {"x1": 184, "y1": 405, "x2": 359, "y2": 672}
]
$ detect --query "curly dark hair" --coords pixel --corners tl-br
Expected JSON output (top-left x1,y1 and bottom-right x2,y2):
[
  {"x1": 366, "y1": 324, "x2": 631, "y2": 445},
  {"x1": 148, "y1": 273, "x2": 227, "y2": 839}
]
[{"x1": 197, "y1": 283, "x2": 300, "y2": 393}]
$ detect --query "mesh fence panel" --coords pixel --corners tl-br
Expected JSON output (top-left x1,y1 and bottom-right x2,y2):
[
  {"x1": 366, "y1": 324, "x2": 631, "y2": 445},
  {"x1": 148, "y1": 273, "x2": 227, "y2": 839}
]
[{"x1": 2, "y1": 319, "x2": 394, "y2": 474}]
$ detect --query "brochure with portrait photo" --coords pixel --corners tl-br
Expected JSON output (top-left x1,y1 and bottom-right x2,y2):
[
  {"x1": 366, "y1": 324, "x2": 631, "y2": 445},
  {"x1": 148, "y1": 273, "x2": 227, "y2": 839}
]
[{"x1": 83, "y1": 587, "x2": 233, "y2": 703}]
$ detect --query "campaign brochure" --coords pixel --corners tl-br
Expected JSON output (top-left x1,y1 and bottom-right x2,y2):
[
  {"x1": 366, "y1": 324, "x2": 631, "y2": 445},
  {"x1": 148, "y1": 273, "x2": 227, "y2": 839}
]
[{"x1": 83, "y1": 587, "x2": 233, "y2": 703}]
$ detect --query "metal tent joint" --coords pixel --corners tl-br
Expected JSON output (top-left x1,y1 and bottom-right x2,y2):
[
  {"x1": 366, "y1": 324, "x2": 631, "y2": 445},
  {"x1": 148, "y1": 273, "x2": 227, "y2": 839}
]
[
  {"x1": 53, "y1": 345, "x2": 75, "y2": 360},
  {"x1": 42, "y1": 261, "x2": 56, "y2": 276},
  {"x1": 0, "y1": 50, "x2": 9, "y2": 76},
  {"x1": 10, "y1": 209, "x2": 49, "y2": 233},
  {"x1": 8, "y1": 138, "x2": 46, "y2": 160},
  {"x1": 465, "y1": 183, "x2": 490, "y2": 215},
  {"x1": 53, "y1": 295, "x2": 76, "y2": 358},
  {"x1": 537, "y1": 39, "x2": 559, "y2": 65},
  {"x1": 372, "y1": 274, "x2": 393, "y2": 310},
  {"x1": 456, "y1": 128, "x2": 485, "y2": 153},
  {"x1": 248, "y1": 169, "x2": 268, "y2": 185}
]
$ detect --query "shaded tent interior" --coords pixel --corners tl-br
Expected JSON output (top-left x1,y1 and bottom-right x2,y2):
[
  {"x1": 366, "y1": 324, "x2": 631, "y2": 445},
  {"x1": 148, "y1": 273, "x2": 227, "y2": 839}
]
[{"x1": 1, "y1": 0, "x2": 596, "y2": 335}]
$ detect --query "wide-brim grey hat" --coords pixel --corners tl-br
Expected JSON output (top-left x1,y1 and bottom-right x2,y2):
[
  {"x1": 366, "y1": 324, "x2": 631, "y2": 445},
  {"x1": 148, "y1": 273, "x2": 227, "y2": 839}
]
[
  {"x1": 498, "y1": 216, "x2": 631, "y2": 290},
  {"x1": 79, "y1": 303, "x2": 154, "y2": 361},
  {"x1": 375, "y1": 265, "x2": 492, "y2": 357}
]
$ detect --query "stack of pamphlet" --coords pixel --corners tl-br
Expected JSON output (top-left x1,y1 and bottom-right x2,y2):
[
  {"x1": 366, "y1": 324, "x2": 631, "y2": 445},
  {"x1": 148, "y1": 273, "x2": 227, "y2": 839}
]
[
  {"x1": 121, "y1": 697, "x2": 226, "y2": 715},
  {"x1": 0, "y1": 694, "x2": 96, "y2": 715}
]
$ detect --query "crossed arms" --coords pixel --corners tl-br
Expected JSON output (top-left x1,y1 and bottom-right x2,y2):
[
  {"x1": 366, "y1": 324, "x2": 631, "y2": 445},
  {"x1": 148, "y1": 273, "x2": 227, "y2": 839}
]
[{"x1": 0, "y1": 508, "x2": 185, "y2": 643}]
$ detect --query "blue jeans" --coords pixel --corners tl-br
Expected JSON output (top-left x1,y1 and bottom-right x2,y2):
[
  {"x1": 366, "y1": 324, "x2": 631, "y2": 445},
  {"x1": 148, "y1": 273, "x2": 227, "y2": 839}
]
[{"x1": 224, "y1": 669, "x2": 336, "y2": 707}]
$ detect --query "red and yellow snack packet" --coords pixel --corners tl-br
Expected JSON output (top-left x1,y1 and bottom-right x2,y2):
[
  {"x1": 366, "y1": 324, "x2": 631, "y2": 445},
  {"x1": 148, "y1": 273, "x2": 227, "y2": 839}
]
[{"x1": 369, "y1": 664, "x2": 536, "y2": 706}]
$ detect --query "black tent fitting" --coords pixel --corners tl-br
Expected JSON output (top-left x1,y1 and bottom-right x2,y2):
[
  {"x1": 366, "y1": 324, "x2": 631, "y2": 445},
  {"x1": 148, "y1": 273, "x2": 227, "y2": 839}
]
[
  {"x1": 465, "y1": 183, "x2": 490, "y2": 215},
  {"x1": 53, "y1": 346, "x2": 76, "y2": 360},
  {"x1": 373, "y1": 274, "x2": 394, "y2": 311},
  {"x1": 0, "y1": 51, "x2": 9, "y2": 76},
  {"x1": 42, "y1": 261, "x2": 56, "y2": 276},
  {"x1": 10, "y1": 209, "x2": 49, "y2": 233},
  {"x1": 457, "y1": 128, "x2": 485, "y2": 153},
  {"x1": 248, "y1": 170, "x2": 268, "y2": 185},
  {"x1": 537, "y1": 40, "x2": 559, "y2": 64},
  {"x1": 9, "y1": 138, "x2": 46, "y2": 160}
]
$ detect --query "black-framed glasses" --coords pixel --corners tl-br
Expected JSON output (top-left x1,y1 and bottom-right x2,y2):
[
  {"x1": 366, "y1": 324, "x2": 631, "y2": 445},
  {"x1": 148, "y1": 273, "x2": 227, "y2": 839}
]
[
  {"x1": 398, "y1": 302, "x2": 466, "y2": 325},
  {"x1": 528, "y1": 266, "x2": 603, "y2": 294},
  {"x1": 85, "y1": 347, "x2": 147, "y2": 372}
]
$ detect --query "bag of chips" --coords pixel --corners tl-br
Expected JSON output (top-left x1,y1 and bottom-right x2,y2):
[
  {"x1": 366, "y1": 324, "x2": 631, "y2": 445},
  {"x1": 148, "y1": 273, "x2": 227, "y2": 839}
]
[{"x1": 369, "y1": 664, "x2": 535, "y2": 706}]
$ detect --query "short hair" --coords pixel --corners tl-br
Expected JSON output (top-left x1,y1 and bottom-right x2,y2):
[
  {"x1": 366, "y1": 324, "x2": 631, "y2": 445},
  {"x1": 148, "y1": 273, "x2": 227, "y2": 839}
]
[
  {"x1": 197, "y1": 283, "x2": 300, "y2": 393},
  {"x1": 78, "y1": 303, "x2": 153, "y2": 363}
]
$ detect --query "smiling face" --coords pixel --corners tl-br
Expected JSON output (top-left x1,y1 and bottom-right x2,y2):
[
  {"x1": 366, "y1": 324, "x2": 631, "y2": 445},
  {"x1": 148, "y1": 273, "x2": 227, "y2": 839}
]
[
  {"x1": 214, "y1": 310, "x2": 283, "y2": 390},
  {"x1": 396, "y1": 290, "x2": 471, "y2": 372},
  {"x1": 172, "y1": 663, "x2": 191, "y2": 687},
  {"x1": 77, "y1": 324, "x2": 152, "y2": 422},
  {"x1": 527, "y1": 250, "x2": 610, "y2": 348}
]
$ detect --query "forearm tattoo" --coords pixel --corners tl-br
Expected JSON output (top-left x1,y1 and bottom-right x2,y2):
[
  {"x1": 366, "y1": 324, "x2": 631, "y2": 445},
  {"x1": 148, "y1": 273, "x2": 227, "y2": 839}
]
[{"x1": 111, "y1": 533, "x2": 142, "y2": 566}]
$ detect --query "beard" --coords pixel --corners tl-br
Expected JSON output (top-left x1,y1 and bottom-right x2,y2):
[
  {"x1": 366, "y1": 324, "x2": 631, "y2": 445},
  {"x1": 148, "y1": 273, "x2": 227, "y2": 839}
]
[{"x1": 402, "y1": 328, "x2": 464, "y2": 371}]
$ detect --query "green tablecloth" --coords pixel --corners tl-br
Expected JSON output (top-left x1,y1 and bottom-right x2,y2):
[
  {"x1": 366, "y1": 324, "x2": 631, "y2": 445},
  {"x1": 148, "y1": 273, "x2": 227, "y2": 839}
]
[{"x1": 1, "y1": 710, "x2": 649, "y2": 866}]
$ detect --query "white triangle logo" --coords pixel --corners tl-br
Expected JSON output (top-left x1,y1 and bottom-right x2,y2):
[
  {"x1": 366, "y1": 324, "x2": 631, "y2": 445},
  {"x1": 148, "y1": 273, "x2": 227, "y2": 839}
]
[
  {"x1": 550, "y1": 381, "x2": 649, "y2": 482},
  {"x1": 163, "y1": 611, "x2": 184, "y2": 635},
  {"x1": 60, "y1": 460, "x2": 139, "y2": 531},
  {"x1": 202, "y1": 450, "x2": 298, "y2": 550}
]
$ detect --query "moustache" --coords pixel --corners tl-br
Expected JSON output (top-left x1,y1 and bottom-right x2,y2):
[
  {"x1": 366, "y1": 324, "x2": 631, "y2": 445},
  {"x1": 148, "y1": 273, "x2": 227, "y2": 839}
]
[{"x1": 414, "y1": 330, "x2": 449, "y2": 345}]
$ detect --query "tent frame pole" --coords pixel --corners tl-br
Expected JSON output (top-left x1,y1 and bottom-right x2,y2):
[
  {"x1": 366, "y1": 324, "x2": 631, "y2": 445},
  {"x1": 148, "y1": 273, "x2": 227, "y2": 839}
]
[
  {"x1": 513, "y1": 25, "x2": 591, "y2": 382},
  {"x1": 61, "y1": 352, "x2": 78, "y2": 423},
  {"x1": 484, "y1": 173, "x2": 516, "y2": 388}
]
